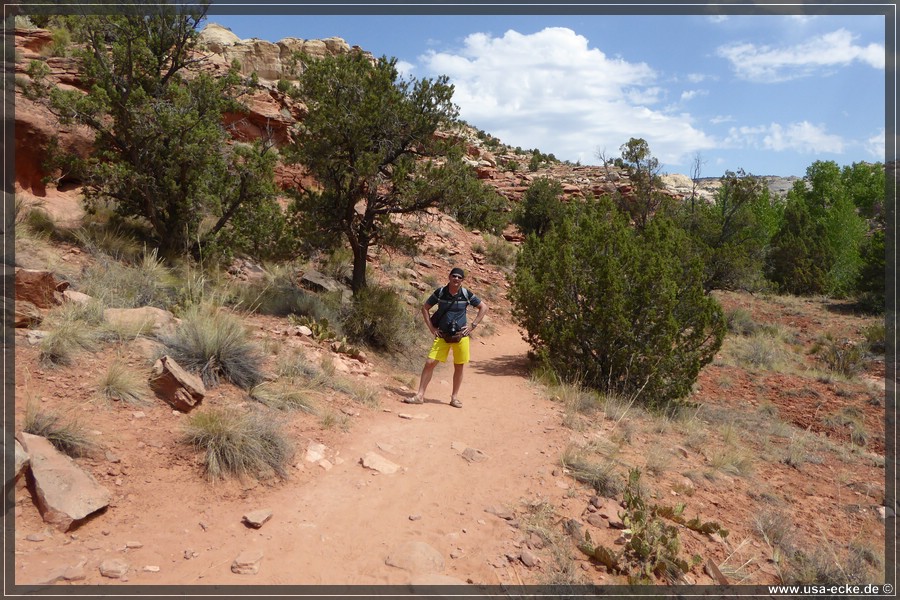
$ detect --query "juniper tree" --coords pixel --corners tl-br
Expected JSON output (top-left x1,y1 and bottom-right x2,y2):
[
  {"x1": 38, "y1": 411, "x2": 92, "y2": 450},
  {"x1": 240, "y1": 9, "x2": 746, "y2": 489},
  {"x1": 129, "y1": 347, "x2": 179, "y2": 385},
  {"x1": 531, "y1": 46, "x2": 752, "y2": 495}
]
[
  {"x1": 32, "y1": 6, "x2": 280, "y2": 260},
  {"x1": 511, "y1": 197, "x2": 726, "y2": 408},
  {"x1": 287, "y1": 51, "x2": 505, "y2": 293}
]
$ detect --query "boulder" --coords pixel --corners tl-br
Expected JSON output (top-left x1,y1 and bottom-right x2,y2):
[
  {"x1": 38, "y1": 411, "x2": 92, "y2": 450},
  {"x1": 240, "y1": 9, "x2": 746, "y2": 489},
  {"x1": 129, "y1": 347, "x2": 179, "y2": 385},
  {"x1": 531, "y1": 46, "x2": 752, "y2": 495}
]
[
  {"x1": 149, "y1": 355, "x2": 206, "y2": 411},
  {"x1": 14, "y1": 300, "x2": 42, "y2": 328},
  {"x1": 15, "y1": 268, "x2": 67, "y2": 308},
  {"x1": 104, "y1": 306, "x2": 179, "y2": 338},
  {"x1": 15, "y1": 432, "x2": 110, "y2": 532},
  {"x1": 299, "y1": 270, "x2": 342, "y2": 293},
  {"x1": 14, "y1": 440, "x2": 29, "y2": 488}
]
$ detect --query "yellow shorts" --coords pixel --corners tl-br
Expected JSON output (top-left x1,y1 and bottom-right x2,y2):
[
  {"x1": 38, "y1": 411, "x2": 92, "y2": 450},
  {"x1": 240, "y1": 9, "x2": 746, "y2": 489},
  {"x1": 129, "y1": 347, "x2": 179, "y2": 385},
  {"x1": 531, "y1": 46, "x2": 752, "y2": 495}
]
[{"x1": 428, "y1": 336, "x2": 471, "y2": 364}]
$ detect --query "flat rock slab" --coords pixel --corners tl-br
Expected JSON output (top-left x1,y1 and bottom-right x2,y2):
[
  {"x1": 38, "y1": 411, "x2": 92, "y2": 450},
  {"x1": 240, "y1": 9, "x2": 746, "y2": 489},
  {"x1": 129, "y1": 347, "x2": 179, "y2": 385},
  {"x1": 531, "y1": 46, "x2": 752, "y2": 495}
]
[
  {"x1": 231, "y1": 549, "x2": 264, "y2": 574},
  {"x1": 460, "y1": 447, "x2": 488, "y2": 463},
  {"x1": 360, "y1": 452, "x2": 400, "y2": 474},
  {"x1": 105, "y1": 306, "x2": 178, "y2": 337},
  {"x1": 99, "y1": 558, "x2": 129, "y2": 579},
  {"x1": 16, "y1": 432, "x2": 110, "y2": 532},
  {"x1": 305, "y1": 441, "x2": 326, "y2": 463},
  {"x1": 385, "y1": 541, "x2": 445, "y2": 573},
  {"x1": 242, "y1": 509, "x2": 273, "y2": 529}
]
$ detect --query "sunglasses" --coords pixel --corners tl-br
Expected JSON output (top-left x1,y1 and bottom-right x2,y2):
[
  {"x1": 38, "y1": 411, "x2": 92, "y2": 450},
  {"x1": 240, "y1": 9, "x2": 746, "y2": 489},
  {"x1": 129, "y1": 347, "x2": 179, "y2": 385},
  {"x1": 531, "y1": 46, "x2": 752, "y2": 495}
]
[{"x1": 450, "y1": 274, "x2": 463, "y2": 280}]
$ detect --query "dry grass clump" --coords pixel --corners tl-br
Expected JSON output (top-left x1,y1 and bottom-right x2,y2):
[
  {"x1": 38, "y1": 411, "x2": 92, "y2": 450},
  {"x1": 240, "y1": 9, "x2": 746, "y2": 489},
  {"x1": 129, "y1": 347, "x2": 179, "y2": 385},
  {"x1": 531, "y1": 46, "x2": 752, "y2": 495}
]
[
  {"x1": 97, "y1": 359, "x2": 149, "y2": 405},
  {"x1": 822, "y1": 406, "x2": 870, "y2": 447},
  {"x1": 276, "y1": 349, "x2": 320, "y2": 380},
  {"x1": 22, "y1": 403, "x2": 98, "y2": 458},
  {"x1": 161, "y1": 303, "x2": 266, "y2": 390},
  {"x1": 38, "y1": 301, "x2": 106, "y2": 367},
  {"x1": 704, "y1": 444, "x2": 754, "y2": 477},
  {"x1": 520, "y1": 499, "x2": 587, "y2": 586},
  {"x1": 811, "y1": 334, "x2": 867, "y2": 378},
  {"x1": 249, "y1": 382, "x2": 318, "y2": 414},
  {"x1": 727, "y1": 330, "x2": 790, "y2": 371},
  {"x1": 181, "y1": 407, "x2": 293, "y2": 481},
  {"x1": 77, "y1": 249, "x2": 175, "y2": 309},
  {"x1": 561, "y1": 445, "x2": 623, "y2": 498}
]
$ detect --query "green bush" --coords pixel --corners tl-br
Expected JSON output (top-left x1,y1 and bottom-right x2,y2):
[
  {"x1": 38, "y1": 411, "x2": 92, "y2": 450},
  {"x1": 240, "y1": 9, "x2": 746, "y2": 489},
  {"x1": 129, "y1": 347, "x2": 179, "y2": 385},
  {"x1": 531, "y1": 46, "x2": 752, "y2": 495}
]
[
  {"x1": 765, "y1": 195, "x2": 831, "y2": 295},
  {"x1": 511, "y1": 198, "x2": 726, "y2": 408},
  {"x1": 513, "y1": 177, "x2": 565, "y2": 237},
  {"x1": 339, "y1": 285, "x2": 417, "y2": 353},
  {"x1": 161, "y1": 303, "x2": 266, "y2": 389}
]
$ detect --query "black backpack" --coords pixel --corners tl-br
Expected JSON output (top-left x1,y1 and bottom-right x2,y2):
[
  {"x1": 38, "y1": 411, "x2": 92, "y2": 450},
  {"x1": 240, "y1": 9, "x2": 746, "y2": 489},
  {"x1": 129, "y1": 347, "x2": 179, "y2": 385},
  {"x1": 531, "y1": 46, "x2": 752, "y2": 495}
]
[{"x1": 429, "y1": 286, "x2": 472, "y2": 331}]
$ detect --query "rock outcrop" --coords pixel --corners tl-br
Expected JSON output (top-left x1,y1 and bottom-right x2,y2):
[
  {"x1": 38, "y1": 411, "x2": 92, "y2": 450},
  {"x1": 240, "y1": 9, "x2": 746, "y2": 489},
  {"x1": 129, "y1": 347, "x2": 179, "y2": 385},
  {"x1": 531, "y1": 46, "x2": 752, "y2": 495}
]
[{"x1": 15, "y1": 432, "x2": 111, "y2": 532}]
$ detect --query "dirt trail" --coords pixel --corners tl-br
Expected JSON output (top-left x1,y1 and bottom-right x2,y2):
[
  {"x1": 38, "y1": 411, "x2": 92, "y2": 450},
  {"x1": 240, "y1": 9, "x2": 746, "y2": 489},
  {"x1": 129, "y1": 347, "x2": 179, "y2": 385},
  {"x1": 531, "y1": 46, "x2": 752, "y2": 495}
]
[{"x1": 16, "y1": 324, "x2": 576, "y2": 586}]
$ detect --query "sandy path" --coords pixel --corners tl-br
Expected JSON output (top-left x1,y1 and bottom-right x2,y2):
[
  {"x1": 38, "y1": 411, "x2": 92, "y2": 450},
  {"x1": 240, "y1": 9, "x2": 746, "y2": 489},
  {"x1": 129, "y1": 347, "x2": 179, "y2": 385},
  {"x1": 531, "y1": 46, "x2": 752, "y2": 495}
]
[{"x1": 127, "y1": 325, "x2": 572, "y2": 586}]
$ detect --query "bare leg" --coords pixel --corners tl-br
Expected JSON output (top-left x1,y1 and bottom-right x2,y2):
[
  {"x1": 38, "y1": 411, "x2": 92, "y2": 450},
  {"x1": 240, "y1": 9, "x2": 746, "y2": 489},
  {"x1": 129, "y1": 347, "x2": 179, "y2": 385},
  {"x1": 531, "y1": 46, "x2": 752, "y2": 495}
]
[
  {"x1": 451, "y1": 363, "x2": 464, "y2": 404},
  {"x1": 414, "y1": 359, "x2": 439, "y2": 401}
]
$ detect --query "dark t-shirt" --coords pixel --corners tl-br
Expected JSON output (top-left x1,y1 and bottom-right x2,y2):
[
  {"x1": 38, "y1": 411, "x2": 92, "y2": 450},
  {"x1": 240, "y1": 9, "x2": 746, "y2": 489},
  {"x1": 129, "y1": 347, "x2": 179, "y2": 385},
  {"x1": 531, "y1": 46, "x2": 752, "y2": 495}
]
[{"x1": 427, "y1": 286, "x2": 481, "y2": 332}]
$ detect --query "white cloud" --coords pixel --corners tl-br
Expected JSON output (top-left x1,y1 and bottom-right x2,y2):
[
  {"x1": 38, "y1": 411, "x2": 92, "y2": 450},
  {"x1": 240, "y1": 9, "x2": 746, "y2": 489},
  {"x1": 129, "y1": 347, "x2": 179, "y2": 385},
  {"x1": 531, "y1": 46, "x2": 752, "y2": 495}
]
[
  {"x1": 420, "y1": 27, "x2": 716, "y2": 167},
  {"x1": 864, "y1": 128, "x2": 885, "y2": 160},
  {"x1": 725, "y1": 121, "x2": 844, "y2": 154},
  {"x1": 710, "y1": 115, "x2": 735, "y2": 125},
  {"x1": 395, "y1": 60, "x2": 416, "y2": 78},
  {"x1": 680, "y1": 89, "x2": 708, "y2": 102},
  {"x1": 716, "y1": 28, "x2": 884, "y2": 82}
]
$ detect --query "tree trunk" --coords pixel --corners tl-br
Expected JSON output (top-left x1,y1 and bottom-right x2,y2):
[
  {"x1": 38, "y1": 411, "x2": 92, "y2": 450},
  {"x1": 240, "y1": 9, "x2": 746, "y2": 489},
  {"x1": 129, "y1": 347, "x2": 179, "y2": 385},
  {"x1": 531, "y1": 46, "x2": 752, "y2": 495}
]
[{"x1": 350, "y1": 242, "x2": 369, "y2": 294}]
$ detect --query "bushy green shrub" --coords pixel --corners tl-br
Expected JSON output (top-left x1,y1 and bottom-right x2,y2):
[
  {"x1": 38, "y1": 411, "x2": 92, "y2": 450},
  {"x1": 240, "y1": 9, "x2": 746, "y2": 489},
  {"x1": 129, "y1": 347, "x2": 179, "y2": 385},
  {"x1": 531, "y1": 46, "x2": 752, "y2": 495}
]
[
  {"x1": 511, "y1": 197, "x2": 726, "y2": 409},
  {"x1": 765, "y1": 194, "x2": 831, "y2": 295},
  {"x1": 339, "y1": 285, "x2": 417, "y2": 353},
  {"x1": 513, "y1": 177, "x2": 565, "y2": 237}
]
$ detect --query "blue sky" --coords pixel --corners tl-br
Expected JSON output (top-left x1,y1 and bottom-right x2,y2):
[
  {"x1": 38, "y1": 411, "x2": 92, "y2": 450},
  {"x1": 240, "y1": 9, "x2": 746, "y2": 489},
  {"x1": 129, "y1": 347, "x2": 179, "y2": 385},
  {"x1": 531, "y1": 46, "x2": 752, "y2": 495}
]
[{"x1": 209, "y1": 9, "x2": 888, "y2": 179}]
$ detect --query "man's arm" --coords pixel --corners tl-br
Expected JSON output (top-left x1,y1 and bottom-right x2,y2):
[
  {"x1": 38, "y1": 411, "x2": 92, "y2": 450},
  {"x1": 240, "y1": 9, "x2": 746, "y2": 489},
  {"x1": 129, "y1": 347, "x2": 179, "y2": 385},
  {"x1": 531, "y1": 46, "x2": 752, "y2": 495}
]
[
  {"x1": 422, "y1": 302, "x2": 437, "y2": 337},
  {"x1": 464, "y1": 300, "x2": 488, "y2": 335}
]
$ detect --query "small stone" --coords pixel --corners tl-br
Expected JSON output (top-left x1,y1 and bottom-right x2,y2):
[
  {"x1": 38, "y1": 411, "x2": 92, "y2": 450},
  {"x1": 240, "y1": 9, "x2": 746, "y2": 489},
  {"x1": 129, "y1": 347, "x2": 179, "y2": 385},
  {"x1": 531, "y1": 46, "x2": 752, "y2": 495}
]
[
  {"x1": 143, "y1": 565, "x2": 160, "y2": 573},
  {"x1": 242, "y1": 509, "x2": 273, "y2": 529},
  {"x1": 318, "y1": 459, "x2": 333, "y2": 471},
  {"x1": 231, "y1": 549, "x2": 264, "y2": 575},
  {"x1": 99, "y1": 558, "x2": 129, "y2": 579},
  {"x1": 520, "y1": 549, "x2": 538, "y2": 567},
  {"x1": 63, "y1": 565, "x2": 85, "y2": 581},
  {"x1": 408, "y1": 515, "x2": 422, "y2": 521},
  {"x1": 125, "y1": 541, "x2": 143, "y2": 549},
  {"x1": 25, "y1": 534, "x2": 45, "y2": 542}
]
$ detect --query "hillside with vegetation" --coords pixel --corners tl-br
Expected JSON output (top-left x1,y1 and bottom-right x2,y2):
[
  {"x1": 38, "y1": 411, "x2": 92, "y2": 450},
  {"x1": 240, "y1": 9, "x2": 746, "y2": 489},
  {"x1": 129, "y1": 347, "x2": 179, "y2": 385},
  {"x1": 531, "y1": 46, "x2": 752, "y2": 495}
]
[{"x1": 10, "y1": 9, "x2": 888, "y2": 590}]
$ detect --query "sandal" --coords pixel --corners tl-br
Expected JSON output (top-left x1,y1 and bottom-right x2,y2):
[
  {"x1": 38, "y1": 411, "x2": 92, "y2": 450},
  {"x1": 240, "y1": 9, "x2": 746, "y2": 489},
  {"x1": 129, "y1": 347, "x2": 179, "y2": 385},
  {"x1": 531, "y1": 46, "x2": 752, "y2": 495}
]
[
  {"x1": 403, "y1": 395, "x2": 424, "y2": 404},
  {"x1": 450, "y1": 398, "x2": 462, "y2": 408}
]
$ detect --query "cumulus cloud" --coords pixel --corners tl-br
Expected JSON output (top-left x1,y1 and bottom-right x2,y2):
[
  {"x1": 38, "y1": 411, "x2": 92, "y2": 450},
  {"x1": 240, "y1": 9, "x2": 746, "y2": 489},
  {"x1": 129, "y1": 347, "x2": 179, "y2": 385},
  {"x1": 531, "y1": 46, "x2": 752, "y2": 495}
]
[
  {"x1": 864, "y1": 128, "x2": 886, "y2": 160},
  {"x1": 717, "y1": 28, "x2": 884, "y2": 82},
  {"x1": 395, "y1": 60, "x2": 416, "y2": 78},
  {"x1": 420, "y1": 27, "x2": 716, "y2": 166},
  {"x1": 680, "y1": 89, "x2": 708, "y2": 102},
  {"x1": 725, "y1": 121, "x2": 844, "y2": 154}
]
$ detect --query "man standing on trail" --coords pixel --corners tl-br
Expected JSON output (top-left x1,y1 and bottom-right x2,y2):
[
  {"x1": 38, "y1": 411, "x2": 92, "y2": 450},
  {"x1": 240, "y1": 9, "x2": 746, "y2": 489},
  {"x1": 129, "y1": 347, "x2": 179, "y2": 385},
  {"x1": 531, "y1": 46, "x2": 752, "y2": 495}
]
[{"x1": 405, "y1": 267, "x2": 488, "y2": 408}]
